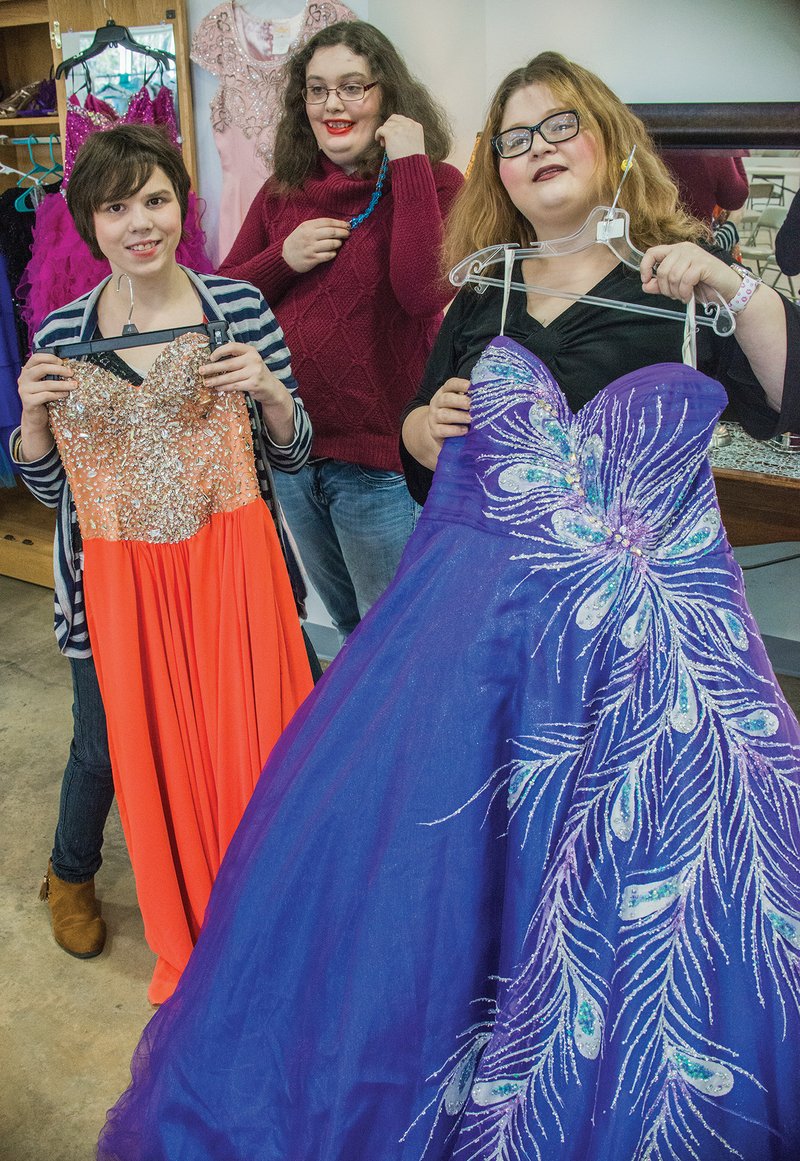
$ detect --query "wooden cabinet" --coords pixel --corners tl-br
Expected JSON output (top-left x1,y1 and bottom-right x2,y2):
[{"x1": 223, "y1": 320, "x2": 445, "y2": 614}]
[
  {"x1": 0, "y1": 0, "x2": 60, "y2": 195},
  {"x1": 0, "y1": 0, "x2": 197, "y2": 191}
]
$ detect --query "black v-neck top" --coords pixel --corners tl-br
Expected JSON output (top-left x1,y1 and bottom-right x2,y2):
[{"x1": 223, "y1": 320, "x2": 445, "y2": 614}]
[{"x1": 400, "y1": 260, "x2": 800, "y2": 505}]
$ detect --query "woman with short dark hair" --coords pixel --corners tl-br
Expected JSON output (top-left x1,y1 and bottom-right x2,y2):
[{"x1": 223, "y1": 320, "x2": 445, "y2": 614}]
[{"x1": 12, "y1": 123, "x2": 315, "y2": 1006}]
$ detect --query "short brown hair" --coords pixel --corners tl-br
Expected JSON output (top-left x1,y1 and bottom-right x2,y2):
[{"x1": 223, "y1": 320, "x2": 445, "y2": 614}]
[
  {"x1": 272, "y1": 20, "x2": 452, "y2": 188},
  {"x1": 66, "y1": 124, "x2": 191, "y2": 260}
]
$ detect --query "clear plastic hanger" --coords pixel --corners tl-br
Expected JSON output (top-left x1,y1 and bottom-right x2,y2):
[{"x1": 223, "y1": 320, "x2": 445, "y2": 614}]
[{"x1": 449, "y1": 147, "x2": 736, "y2": 338}]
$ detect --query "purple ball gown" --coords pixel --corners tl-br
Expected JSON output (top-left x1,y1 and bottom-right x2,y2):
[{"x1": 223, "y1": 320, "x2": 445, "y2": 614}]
[{"x1": 99, "y1": 338, "x2": 800, "y2": 1161}]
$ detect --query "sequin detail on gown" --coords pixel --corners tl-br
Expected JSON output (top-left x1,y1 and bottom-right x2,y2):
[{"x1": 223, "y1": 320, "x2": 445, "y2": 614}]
[
  {"x1": 50, "y1": 334, "x2": 259, "y2": 542},
  {"x1": 98, "y1": 338, "x2": 800, "y2": 1159},
  {"x1": 49, "y1": 332, "x2": 312, "y2": 1005}
]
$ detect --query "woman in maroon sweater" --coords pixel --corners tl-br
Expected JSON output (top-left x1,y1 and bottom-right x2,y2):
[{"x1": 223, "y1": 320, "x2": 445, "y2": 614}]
[{"x1": 220, "y1": 20, "x2": 463, "y2": 642}]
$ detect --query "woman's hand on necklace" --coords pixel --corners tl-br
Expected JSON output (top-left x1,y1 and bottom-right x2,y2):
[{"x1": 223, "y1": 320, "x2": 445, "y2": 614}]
[
  {"x1": 375, "y1": 114, "x2": 425, "y2": 160},
  {"x1": 282, "y1": 217, "x2": 351, "y2": 273}
]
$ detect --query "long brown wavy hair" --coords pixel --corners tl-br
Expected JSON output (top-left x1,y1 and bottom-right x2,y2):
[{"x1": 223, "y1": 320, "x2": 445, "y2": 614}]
[
  {"x1": 272, "y1": 20, "x2": 452, "y2": 189},
  {"x1": 444, "y1": 51, "x2": 707, "y2": 273}
]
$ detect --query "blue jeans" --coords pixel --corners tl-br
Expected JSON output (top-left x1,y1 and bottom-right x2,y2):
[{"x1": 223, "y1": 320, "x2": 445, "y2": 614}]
[
  {"x1": 275, "y1": 460, "x2": 419, "y2": 640},
  {"x1": 51, "y1": 655, "x2": 115, "y2": 884}
]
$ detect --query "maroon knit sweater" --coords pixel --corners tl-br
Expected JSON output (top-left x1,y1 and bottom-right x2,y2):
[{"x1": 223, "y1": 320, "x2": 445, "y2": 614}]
[
  {"x1": 660, "y1": 150, "x2": 750, "y2": 224},
  {"x1": 219, "y1": 153, "x2": 463, "y2": 471}
]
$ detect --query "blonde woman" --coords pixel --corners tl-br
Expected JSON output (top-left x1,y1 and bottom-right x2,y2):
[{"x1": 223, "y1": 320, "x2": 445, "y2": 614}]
[
  {"x1": 100, "y1": 56, "x2": 800, "y2": 1161},
  {"x1": 401, "y1": 52, "x2": 794, "y2": 498}
]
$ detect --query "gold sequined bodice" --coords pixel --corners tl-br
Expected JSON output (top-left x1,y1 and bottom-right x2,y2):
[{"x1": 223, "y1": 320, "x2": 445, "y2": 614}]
[{"x1": 48, "y1": 332, "x2": 261, "y2": 544}]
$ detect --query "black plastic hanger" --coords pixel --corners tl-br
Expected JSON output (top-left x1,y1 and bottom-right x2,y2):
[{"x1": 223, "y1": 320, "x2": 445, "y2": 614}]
[
  {"x1": 49, "y1": 321, "x2": 229, "y2": 359},
  {"x1": 55, "y1": 21, "x2": 175, "y2": 80}
]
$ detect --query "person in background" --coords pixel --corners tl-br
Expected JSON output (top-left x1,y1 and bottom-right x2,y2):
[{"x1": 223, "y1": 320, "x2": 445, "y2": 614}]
[
  {"x1": 219, "y1": 20, "x2": 463, "y2": 643},
  {"x1": 11, "y1": 124, "x2": 315, "y2": 1004},
  {"x1": 659, "y1": 147, "x2": 749, "y2": 227},
  {"x1": 775, "y1": 186, "x2": 800, "y2": 278}
]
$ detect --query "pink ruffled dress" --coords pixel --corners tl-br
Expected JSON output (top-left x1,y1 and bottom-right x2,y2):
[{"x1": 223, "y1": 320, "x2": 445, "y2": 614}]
[{"x1": 19, "y1": 88, "x2": 212, "y2": 346}]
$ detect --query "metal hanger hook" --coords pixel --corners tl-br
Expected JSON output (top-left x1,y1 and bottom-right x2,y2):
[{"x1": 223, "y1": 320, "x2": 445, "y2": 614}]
[{"x1": 115, "y1": 273, "x2": 139, "y2": 334}]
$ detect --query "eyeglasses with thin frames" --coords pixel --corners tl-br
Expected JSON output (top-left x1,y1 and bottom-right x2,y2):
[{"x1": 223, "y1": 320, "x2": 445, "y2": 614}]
[
  {"x1": 492, "y1": 110, "x2": 580, "y2": 159},
  {"x1": 302, "y1": 81, "x2": 379, "y2": 105}
]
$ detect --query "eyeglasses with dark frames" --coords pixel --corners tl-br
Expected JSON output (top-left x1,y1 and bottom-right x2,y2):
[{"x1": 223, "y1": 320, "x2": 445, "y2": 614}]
[
  {"x1": 302, "y1": 80, "x2": 379, "y2": 105},
  {"x1": 492, "y1": 110, "x2": 580, "y2": 158}
]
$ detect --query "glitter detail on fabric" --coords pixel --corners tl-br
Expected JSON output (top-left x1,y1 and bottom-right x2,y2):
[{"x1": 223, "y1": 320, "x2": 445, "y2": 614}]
[
  {"x1": 414, "y1": 339, "x2": 800, "y2": 1161},
  {"x1": 48, "y1": 332, "x2": 259, "y2": 543}
]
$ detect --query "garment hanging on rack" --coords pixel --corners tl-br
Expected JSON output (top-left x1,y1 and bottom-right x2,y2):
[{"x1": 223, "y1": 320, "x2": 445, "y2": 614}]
[
  {"x1": 47, "y1": 329, "x2": 313, "y2": 1005},
  {"x1": 98, "y1": 336, "x2": 800, "y2": 1160},
  {"x1": 191, "y1": 0, "x2": 356, "y2": 259},
  {"x1": 17, "y1": 88, "x2": 212, "y2": 346},
  {"x1": 0, "y1": 184, "x2": 36, "y2": 355}
]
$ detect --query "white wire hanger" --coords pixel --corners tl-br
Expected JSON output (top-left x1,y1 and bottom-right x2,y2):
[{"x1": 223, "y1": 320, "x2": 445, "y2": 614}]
[{"x1": 449, "y1": 146, "x2": 736, "y2": 339}]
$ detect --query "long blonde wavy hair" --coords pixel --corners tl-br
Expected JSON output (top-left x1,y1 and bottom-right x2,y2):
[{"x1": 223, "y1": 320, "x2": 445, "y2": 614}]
[{"x1": 444, "y1": 52, "x2": 707, "y2": 273}]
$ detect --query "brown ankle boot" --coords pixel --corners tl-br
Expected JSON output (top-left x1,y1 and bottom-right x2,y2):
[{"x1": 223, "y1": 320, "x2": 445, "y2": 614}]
[{"x1": 39, "y1": 860, "x2": 106, "y2": 959}]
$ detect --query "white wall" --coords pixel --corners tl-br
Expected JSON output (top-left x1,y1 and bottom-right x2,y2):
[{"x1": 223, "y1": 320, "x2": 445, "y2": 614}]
[
  {"x1": 367, "y1": 0, "x2": 485, "y2": 172},
  {"x1": 482, "y1": 0, "x2": 800, "y2": 103},
  {"x1": 187, "y1": 0, "x2": 800, "y2": 235}
]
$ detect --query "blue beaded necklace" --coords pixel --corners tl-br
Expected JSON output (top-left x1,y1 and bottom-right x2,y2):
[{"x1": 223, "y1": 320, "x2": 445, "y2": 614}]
[{"x1": 349, "y1": 153, "x2": 389, "y2": 230}]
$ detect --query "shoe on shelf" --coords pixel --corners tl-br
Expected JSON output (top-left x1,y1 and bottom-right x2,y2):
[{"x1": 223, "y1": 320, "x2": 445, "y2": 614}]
[
  {"x1": 0, "y1": 81, "x2": 42, "y2": 118},
  {"x1": 39, "y1": 860, "x2": 106, "y2": 959},
  {"x1": 21, "y1": 78, "x2": 56, "y2": 116}
]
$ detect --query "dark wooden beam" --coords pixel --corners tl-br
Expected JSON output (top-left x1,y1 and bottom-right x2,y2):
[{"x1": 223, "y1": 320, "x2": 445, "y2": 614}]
[{"x1": 628, "y1": 103, "x2": 800, "y2": 150}]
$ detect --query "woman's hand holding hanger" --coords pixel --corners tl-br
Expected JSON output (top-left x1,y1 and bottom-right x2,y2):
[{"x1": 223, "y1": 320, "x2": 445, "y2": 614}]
[
  {"x1": 641, "y1": 241, "x2": 786, "y2": 412},
  {"x1": 17, "y1": 351, "x2": 77, "y2": 461},
  {"x1": 200, "y1": 342, "x2": 296, "y2": 446},
  {"x1": 640, "y1": 242, "x2": 742, "y2": 305}
]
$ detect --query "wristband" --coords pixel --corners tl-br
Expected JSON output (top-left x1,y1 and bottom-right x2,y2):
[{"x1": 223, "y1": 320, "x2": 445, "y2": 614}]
[{"x1": 726, "y1": 263, "x2": 762, "y2": 315}]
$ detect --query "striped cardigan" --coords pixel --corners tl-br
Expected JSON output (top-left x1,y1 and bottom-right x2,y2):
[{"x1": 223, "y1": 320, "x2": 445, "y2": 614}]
[{"x1": 10, "y1": 269, "x2": 312, "y2": 658}]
